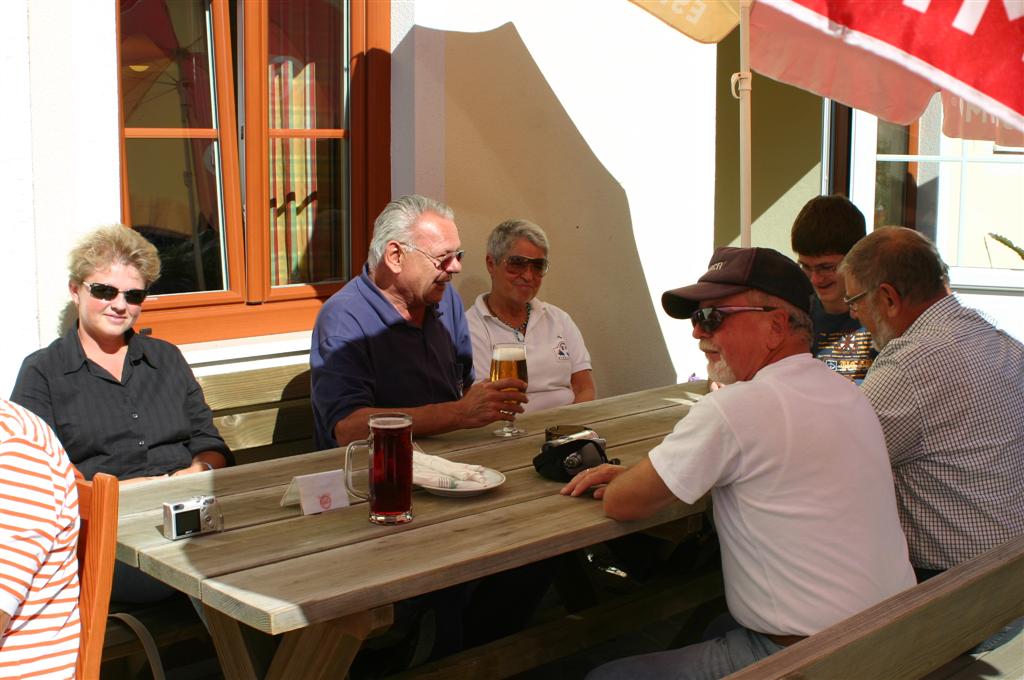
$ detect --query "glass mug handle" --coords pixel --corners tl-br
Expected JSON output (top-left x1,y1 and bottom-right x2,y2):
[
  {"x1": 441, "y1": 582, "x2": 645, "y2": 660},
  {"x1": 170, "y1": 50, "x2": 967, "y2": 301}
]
[{"x1": 343, "y1": 438, "x2": 370, "y2": 501}]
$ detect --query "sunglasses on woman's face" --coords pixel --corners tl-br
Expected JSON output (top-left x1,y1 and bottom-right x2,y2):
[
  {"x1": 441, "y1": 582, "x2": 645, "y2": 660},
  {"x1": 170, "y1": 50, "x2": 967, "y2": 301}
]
[
  {"x1": 503, "y1": 255, "x2": 549, "y2": 276},
  {"x1": 82, "y1": 282, "x2": 149, "y2": 305}
]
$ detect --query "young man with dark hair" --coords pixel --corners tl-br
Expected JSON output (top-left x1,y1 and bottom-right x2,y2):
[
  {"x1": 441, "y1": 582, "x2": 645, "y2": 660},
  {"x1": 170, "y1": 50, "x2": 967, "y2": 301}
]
[{"x1": 791, "y1": 194, "x2": 875, "y2": 382}]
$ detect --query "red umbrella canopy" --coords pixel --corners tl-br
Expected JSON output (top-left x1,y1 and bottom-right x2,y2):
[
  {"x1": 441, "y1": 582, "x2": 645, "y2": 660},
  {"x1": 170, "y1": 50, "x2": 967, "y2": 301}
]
[{"x1": 751, "y1": 0, "x2": 1024, "y2": 144}]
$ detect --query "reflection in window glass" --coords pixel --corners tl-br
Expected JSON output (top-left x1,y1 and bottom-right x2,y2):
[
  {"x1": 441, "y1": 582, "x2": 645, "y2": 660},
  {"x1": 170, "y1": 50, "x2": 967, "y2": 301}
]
[
  {"x1": 874, "y1": 95, "x2": 1024, "y2": 271},
  {"x1": 266, "y1": 0, "x2": 349, "y2": 286},
  {"x1": 120, "y1": 0, "x2": 214, "y2": 129},
  {"x1": 876, "y1": 121, "x2": 909, "y2": 156},
  {"x1": 269, "y1": 139, "x2": 347, "y2": 285},
  {"x1": 268, "y1": 0, "x2": 347, "y2": 130},
  {"x1": 125, "y1": 138, "x2": 227, "y2": 293}
]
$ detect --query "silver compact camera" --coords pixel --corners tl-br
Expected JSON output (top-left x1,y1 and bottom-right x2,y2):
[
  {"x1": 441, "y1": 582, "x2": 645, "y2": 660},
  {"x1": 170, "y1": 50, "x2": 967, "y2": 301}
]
[{"x1": 162, "y1": 495, "x2": 223, "y2": 540}]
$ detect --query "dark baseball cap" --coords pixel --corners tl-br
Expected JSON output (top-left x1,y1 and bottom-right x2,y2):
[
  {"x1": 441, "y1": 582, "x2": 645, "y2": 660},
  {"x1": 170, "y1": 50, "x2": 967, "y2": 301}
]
[{"x1": 662, "y1": 247, "x2": 814, "y2": 319}]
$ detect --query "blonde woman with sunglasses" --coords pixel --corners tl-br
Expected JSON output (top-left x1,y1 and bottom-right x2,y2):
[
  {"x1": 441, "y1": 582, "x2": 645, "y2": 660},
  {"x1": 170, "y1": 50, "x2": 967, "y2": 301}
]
[
  {"x1": 12, "y1": 224, "x2": 230, "y2": 602},
  {"x1": 466, "y1": 220, "x2": 596, "y2": 413}
]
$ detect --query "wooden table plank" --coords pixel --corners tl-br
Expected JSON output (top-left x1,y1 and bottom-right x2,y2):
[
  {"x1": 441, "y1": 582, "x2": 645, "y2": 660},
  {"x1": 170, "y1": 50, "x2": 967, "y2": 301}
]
[
  {"x1": 202, "y1": 490, "x2": 706, "y2": 635},
  {"x1": 118, "y1": 395, "x2": 698, "y2": 569},
  {"x1": 117, "y1": 382, "x2": 705, "y2": 516},
  {"x1": 130, "y1": 437, "x2": 674, "y2": 598},
  {"x1": 117, "y1": 447, "x2": 348, "y2": 517},
  {"x1": 115, "y1": 382, "x2": 714, "y2": 678},
  {"x1": 418, "y1": 382, "x2": 706, "y2": 456}
]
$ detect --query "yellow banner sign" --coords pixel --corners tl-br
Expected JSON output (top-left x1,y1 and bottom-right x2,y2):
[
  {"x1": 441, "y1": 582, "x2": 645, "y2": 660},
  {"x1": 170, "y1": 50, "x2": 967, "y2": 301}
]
[{"x1": 629, "y1": 0, "x2": 740, "y2": 44}]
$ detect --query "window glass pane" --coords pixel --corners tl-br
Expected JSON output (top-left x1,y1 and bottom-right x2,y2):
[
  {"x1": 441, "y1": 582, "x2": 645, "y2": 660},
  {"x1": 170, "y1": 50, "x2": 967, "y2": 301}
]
[
  {"x1": 125, "y1": 138, "x2": 228, "y2": 293},
  {"x1": 876, "y1": 121, "x2": 909, "y2": 155},
  {"x1": 957, "y1": 162, "x2": 1024, "y2": 269},
  {"x1": 875, "y1": 157, "x2": 1024, "y2": 270},
  {"x1": 120, "y1": 0, "x2": 215, "y2": 129},
  {"x1": 269, "y1": 138, "x2": 347, "y2": 285},
  {"x1": 268, "y1": 0, "x2": 347, "y2": 130}
]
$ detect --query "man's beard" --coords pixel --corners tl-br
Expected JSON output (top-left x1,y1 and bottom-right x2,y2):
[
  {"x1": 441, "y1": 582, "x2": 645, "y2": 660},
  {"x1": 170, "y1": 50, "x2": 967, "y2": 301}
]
[
  {"x1": 708, "y1": 357, "x2": 738, "y2": 385},
  {"x1": 864, "y1": 307, "x2": 896, "y2": 351}
]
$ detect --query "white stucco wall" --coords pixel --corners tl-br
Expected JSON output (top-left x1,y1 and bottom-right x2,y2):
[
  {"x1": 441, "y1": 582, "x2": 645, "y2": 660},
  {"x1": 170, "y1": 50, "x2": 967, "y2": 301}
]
[
  {"x1": 392, "y1": 0, "x2": 717, "y2": 394},
  {"x1": 2, "y1": 0, "x2": 39, "y2": 397},
  {"x1": 2, "y1": 0, "x2": 121, "y2": 396}
]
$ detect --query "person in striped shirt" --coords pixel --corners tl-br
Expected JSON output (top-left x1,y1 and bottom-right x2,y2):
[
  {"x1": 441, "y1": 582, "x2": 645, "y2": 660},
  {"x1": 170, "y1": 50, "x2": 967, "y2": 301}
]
[{"x1": 0, "y1": 399, "x2": 81, "y2": 679}]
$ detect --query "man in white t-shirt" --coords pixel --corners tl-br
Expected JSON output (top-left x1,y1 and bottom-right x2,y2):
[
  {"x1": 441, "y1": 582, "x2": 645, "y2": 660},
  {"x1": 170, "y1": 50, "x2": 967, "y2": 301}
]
[{"x1": 564, "y1": 247, "x2": 915, "y2": 679}]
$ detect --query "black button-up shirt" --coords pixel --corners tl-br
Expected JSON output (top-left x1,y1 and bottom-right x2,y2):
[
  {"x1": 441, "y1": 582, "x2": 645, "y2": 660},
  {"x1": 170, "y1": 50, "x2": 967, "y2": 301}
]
[{"x1": 10, "y1": 327, "x2": 231, "y2": 480}]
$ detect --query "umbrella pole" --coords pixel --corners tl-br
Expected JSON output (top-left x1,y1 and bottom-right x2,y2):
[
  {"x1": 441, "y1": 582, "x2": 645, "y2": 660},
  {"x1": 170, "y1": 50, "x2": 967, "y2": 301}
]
[{"x1": 735, "y1": 0, "x2": 752, "y2": 247}]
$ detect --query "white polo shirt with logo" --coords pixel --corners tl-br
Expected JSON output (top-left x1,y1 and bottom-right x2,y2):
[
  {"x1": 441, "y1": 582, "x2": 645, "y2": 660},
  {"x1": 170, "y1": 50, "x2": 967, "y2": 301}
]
[{"x1": 467, "y1": 295, "x2": 592, "y2": 413}]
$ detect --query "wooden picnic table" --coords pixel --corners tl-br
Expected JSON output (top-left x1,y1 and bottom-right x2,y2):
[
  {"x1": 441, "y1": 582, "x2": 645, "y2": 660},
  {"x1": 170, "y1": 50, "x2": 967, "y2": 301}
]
[{"x1": 116, "y1": 381, "x2": 709, "y2": 679}]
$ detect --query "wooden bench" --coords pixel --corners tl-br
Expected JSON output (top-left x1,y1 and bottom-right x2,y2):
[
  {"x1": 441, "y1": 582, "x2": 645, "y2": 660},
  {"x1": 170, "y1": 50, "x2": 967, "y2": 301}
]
[
  {"x1": 727, "y1": 534, "x2": 1024, "y2": 680},
  {"x1": 197, "y1": 362, "x2": 315, "y2": 464}
]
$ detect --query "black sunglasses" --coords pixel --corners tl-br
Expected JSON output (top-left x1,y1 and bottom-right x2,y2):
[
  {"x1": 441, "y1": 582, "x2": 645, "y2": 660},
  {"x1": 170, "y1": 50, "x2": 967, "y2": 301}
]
[
  {"x1": 690, "y1": 306, "x2": 777, "y2": 333},
  {"x1": 504, "y1": 255, "x2": 549, "y2": 276},
  {"x1": 83, "y1": 282, "x2": 149, "y2": 305}
]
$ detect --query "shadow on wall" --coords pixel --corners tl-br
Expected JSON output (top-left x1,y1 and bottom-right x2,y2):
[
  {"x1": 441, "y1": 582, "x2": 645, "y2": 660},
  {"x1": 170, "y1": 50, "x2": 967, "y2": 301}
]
[
  {"x1": 393, "y1": 23, "x2": 676, "y2": 397},
  {"x1": 714, "y1": 29, "x2": 823, "y2": 247}
]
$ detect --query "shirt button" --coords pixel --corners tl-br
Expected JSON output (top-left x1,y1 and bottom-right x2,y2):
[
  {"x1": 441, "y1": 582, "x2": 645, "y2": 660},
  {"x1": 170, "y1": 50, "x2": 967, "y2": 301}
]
[
  {"x1": 130, "y1": 412, "x2": 139, "y2": 419},
  {"x1": 138, "y1": 440, "x2": 145, "y2": 447}
]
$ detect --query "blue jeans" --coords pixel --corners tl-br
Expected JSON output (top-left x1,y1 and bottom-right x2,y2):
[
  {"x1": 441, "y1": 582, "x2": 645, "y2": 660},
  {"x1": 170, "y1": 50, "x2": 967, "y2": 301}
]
[
  {"x1": 585, "y1": 627, "x2": 785, "y2": 680},
  {"x1": 972, "y1": 617, "x2": 1024, "y2": 654}
]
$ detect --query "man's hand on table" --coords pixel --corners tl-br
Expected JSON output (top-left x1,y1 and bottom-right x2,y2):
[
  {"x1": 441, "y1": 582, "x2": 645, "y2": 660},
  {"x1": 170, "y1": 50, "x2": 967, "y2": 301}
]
[
  {"x1": 457, "y1": 378, "x2": 528, "y2": 428},
  {"x1": 560, "y1": 463, "x2": 628, "y2": 500}
]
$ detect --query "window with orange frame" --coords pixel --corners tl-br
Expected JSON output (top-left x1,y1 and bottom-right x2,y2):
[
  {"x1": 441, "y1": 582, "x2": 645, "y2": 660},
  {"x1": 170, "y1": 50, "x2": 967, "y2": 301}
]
[{"x1": 117, "y1": 0, "x2": 390, "y2": 343}]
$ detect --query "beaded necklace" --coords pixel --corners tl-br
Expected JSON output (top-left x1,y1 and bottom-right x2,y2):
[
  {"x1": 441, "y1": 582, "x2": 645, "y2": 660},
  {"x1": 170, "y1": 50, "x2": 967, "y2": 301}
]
[{"x1": 487, "y1": 297, "x2": 531, "y2": 342}]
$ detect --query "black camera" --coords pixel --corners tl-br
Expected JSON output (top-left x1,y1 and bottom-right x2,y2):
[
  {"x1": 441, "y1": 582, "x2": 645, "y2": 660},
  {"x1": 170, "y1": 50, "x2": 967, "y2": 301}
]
[{"x1": 532, "y1": 428, "x2": 618, "y2": 482}]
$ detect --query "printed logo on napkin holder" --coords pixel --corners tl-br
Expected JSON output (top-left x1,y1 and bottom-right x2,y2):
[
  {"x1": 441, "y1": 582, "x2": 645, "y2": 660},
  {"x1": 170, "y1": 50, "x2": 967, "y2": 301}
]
[{"x1": 280, "y1": 469, "x2": 350, "y2": 515}]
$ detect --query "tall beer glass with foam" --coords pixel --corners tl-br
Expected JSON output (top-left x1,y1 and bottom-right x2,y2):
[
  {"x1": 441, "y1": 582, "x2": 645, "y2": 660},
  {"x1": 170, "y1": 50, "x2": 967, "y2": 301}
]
[{"x1": 490, "y1": 342, "x2": 528, "y2": 437}]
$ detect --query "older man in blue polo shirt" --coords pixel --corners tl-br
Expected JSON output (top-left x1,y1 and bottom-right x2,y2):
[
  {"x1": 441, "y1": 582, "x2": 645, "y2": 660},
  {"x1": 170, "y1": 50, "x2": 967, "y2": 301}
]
[{"x1": 311, "y1": 194, "x2": 527, "y2": 449}]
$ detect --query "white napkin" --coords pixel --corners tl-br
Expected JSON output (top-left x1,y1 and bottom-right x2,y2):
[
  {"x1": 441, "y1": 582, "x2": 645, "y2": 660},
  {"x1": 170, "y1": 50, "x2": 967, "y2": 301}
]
[{"x1": 413, "y1": 451, "x2": 489, "y2": 488}]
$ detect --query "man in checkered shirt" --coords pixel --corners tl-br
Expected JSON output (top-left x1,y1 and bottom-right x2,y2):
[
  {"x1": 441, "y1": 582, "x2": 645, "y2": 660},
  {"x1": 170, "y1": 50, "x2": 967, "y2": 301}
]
[{"x1": 841, "y1": 226, "x2": 1023, "y2": 650}]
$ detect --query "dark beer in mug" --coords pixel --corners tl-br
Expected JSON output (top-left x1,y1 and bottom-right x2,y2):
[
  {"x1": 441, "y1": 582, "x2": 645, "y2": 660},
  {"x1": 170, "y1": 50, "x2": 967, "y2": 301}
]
[
  {"x1": 344, "y1": 413, "x2": 414, "y2": 524},
  {"x1": 369, "y1": 415, "x2": 413, "y2": 522}
]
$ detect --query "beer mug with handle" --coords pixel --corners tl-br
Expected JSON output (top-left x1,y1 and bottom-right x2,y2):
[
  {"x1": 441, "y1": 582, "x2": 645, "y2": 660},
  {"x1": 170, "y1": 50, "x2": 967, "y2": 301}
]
[{"x1": 344, "y1": 413, "x2": 414, "y2": 524}]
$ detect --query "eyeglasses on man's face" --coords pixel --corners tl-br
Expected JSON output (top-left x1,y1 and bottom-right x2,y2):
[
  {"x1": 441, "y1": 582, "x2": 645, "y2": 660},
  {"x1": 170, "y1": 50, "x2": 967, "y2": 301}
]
[
  {"x1": 83, "y1": 281, "x2": 149, "y2": 305},
  {"x1": 797, "y1": 261, "x2": 840, "y2": 276},
  {"x1": 842, "y1": 288, "x2": 873, "y2": 312},
  {"x1": 503, "y1": 255, "x2": 549, "y2": 277},
  {"x1": 690, "y1": 306, "x2": 777, "y2": 334},
  {"x1": 401, "y1": 242, "x2": 465, "y2": 270}
]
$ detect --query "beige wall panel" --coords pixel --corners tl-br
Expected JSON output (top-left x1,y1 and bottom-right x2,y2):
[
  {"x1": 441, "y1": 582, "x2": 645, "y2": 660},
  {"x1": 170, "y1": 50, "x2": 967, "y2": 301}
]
[
  {"x1": 714, "y1": 31, "x2": 823, "y2": 254},
  {"x1": 439, "y1": 24, "x2": 676, "y2": 398}
]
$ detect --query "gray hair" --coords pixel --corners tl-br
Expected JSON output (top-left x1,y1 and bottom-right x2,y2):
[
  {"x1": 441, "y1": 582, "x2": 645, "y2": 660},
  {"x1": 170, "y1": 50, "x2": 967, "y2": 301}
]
[
  {"x1": 839, "y1": 226, "x2": 949, "y2": 306},
  {"x1": 367, "y1": 195, "x2": 455, "y2": 270},
  {"x1": 68, "y1": 224, "x2": 161, "y2": 287},
  {"x1": 746, "y1": 290, "x2": 814, "y2": 349},
  {"x1": 486, "y1": 219, "x2": 549, "y2": 262}
]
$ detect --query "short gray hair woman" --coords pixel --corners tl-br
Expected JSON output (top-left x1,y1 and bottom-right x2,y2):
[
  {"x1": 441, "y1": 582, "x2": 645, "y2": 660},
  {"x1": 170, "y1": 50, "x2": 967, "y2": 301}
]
[{"x1": 466, "y1": 219, "x2": 596, "y2": 412}]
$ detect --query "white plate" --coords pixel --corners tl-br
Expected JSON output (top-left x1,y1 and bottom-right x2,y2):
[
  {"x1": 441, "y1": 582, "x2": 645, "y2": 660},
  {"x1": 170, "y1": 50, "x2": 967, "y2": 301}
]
[{"x1": 417, "y1": 467, "x2": 506, "y2": 497}]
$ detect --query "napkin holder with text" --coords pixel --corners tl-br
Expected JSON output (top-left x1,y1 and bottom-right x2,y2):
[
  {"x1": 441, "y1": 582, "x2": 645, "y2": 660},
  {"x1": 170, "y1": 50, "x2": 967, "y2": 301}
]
[{"x1": 532, "y1": 426, "x2": 619, "y2": 482}]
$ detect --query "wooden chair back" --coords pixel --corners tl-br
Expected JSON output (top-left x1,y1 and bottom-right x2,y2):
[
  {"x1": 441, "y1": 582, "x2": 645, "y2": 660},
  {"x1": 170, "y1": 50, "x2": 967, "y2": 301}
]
[{"x1": 75, "y1": 472, "x2": 119, "y2": 679}]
